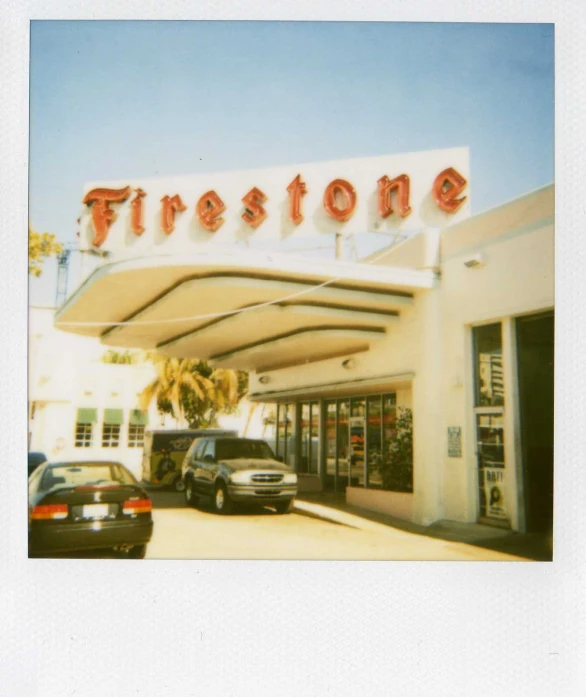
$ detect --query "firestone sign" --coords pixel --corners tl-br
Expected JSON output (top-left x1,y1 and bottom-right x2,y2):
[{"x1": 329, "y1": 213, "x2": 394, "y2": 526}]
[{"x1": 78, "y1": 147, "x2": 471, "y2": 254}]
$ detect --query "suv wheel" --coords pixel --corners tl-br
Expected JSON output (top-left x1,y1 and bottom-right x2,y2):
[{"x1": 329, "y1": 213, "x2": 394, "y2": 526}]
[
  {"x1": 274, "y1": 499, "x2": 294, "y2": 515},
  {"x1": 213, "y1": 483, "x2": 233, "y2": 514},
  {"x1": 184, "y1": 479, "x2": 198, "y2": 508}
]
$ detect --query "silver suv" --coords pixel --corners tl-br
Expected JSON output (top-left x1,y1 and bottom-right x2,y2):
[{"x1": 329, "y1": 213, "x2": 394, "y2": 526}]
[{"x1": 181, "y1": 437, "x2": 297, "y2": 514}]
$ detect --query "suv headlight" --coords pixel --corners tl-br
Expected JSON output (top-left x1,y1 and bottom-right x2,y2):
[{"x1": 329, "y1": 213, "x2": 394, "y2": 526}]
[
  {"x1": 283, "y1": 473, "x2": 297, "y2": 485},
  {"x1": 229, "y1": 471, "x2": 251, "y2": 484}
]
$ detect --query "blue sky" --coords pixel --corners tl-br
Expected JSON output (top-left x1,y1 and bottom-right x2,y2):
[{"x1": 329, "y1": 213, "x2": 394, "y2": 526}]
[{"x1": 29, "y1": 21, "x2": 554, "y2": 305}]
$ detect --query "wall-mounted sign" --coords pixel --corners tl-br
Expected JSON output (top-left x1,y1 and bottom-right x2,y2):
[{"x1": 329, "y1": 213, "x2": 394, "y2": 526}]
[
  {"x1": 78, "y1": 147, "x2": 470, "y2": 255},
  {"x1": 447, "y1": 426, "x2": 462, "y2": 458}
]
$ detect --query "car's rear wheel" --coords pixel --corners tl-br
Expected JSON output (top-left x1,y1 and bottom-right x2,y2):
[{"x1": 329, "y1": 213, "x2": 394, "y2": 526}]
[
  {"x1": 274, "y1": 499, "x2": 294, "y2": 514},
  {"x1": 128, "y1": 544, "x2": 147, "y2": 559},
  {"x1": 173, "y1": 476, "x2": 186, "y2": 493},
  {"x1": 115, "y1": 544, "x2": 147, "y2": 559},
  {"x1": 213, "y1": 483, "x2": 233, "y2": 514},
  {"x1": 184, "y1": 479, "x2": 198, "y2": 508}
]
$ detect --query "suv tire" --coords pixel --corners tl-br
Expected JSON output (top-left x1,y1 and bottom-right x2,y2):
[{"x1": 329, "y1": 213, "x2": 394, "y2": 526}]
[
  {"x1": 213, "y1": 482, "x2": 233, "y2": 514},
  {"x1": 274, "y1": 499, "x2": 294, "y2": 515},
  {"x1": 173, "y1": 476, "x2": 186, "y2": 493},
  {"x1": 184, "y1": 479, "x2": 198, "y2": 508}
]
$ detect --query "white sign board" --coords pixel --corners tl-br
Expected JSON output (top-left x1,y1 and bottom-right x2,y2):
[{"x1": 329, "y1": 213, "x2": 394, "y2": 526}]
[{"x1": 78, "y1": 146, "x2": 470, "y2": 255}]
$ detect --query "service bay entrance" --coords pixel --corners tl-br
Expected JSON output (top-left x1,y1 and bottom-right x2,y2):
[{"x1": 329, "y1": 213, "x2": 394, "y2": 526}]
[{"x1": 517, "y1": 312, "x2": 554, "y2": 534}]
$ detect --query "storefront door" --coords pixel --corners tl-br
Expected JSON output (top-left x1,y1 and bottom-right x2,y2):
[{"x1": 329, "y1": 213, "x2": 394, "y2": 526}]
[
  {"x1": 517, "y1": 312, "x2": 554, "y2": 533},
  {"x1": 349, "y1": 416, "x2": 365, "y2": 487}
]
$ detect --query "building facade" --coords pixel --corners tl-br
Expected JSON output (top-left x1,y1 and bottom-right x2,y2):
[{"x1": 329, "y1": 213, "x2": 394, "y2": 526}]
[
  {"x1": 54, "y1": 150, "x2": 554, "y2": 534},
  {"x1": 251, "y1": 184, "x2": 554, "y2": 533},
  {"x1": 29, "y1": 306, "x2": 158, "y2": 480}
]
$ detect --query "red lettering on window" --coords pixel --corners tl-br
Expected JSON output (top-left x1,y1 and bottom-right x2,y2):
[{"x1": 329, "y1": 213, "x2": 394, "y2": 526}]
[
  {"x1": 130, "y1": 188, "x2": 147, "y2": 236},
  {"x1": 196, "y1": 190, "x2": 226, "y2": 232},
  {"x1": 286, "y1": 174, "x2": 308, "y2": 225},
  {"x1": 432, "y1": 167, "x2": 468, "y2": 213},
  {"x1": 160, "y1": 194, "x2": 187, "y2": 235},
  {"x1": 82, "y1": 186, "x2": 131, "y2": 247},
  {"x1": 323, "y1": 179, "x2": 356, "y2": 222},
  {"x1": 242, "y1": 187, "x2": 267, "y2": 229},
  {"x1": 377, "y1": 174, "x2": 412, "y2": 219}
]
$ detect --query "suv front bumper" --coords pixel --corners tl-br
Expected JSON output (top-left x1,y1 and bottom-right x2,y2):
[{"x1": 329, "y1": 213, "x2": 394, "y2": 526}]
[{"x1": 227, "y1": 484, "x2": 297, "y2": 505}]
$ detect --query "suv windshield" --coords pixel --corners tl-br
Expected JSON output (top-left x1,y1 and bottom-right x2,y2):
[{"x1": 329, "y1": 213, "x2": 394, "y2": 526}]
[{"x1": 216, "y1": 440, "x2": 275, "y2": 461}]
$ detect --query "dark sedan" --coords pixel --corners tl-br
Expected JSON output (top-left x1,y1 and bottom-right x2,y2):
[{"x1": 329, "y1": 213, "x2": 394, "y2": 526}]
[{"x1": 28, "y1": 460, "x2": 153, "y2": 558}]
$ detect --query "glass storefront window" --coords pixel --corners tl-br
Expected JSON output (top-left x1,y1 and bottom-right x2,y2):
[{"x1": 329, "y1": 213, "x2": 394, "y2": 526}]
[
  {"x1": 337, "y1": 399, "x2": 350, "y2": 487},
  {"x1": 275, "y1": 403, "x2": 296, "y2": 467},
  {"x1": 324, "y1": 401, "x2": 337, "y2": 487},
  {"x1": 476, "y1": 413, "x2": 506, "y2": 520},
  {"x1": 473, "y1": 322, "x2": 507, "y2": 524},
  {"x1": 367, "y1": 396, "x2": 382, "y2": 489},
  {"x1": 473, "y1": 324, "x2": 504, "y2": 407},
  {"x1": 383, "y1": 394, "x2": 397, "y2": 441},
  {"x1": 262, "y1": 404, "x2": 277, "y2": 452},
  {"x1": 309, "y1": 401, "x2": 319, "y2": 474},
  {"x1": 276, "y1": 405, "x2": 286, "y2": 462},
  {"x1": 351, "y1": 398, "x2": 366, "y2": 418},
  {"x1": 299, "y1": 401, "x2": 320, "y2": 475},
  {"x1": 263, "y1": 393, "x2": 403, "y2": 491},
  {"x1": 349, "y1": 398, "x2": 365, "y2": 486},
  {"x1": 285, "y1": 403, "x2": 296, "y2": 470}
]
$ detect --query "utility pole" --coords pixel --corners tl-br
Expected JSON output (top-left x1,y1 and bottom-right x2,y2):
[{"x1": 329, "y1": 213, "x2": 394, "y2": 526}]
[{"x1": 55, "y1": 248, "x2": 71, "y2": 307}]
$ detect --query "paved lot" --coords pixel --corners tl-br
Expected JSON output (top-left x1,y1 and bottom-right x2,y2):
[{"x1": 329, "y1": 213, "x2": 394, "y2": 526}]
[{"x1": 146, "y1": 491, "x2": 524, "y2": 561}]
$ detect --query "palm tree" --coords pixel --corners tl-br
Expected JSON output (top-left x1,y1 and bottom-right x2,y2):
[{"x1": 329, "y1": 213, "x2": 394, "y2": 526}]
[
  {"x1": 140, "y1": 355, "x2": 246, "y2": 428},
  {"x1": 140, "y1": 356, "x2": 216, "y2": 426},
  {"x1": 209, "y1": 367, "x2": 239, "y2": 409}
]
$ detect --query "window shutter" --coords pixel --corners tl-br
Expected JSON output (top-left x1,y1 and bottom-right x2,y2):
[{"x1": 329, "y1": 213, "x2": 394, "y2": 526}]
[
  {"x1": 104, "y1": 408, "x2": 124, "y2": 425},
  {"x1": 76, "y1": 407, "x2": 97, "y2": 424}
]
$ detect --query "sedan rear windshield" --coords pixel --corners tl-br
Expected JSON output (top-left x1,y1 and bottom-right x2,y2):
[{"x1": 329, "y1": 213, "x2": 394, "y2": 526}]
[
  {"x1": 41, "y1": 463, "x2": 136, "y2": 490},
  {"x1": 216, "y1": 440, "x2": 275, "y2": 460}
]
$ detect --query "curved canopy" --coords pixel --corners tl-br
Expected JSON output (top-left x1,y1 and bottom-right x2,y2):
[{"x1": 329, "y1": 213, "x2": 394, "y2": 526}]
[{"x1": 55, "y1": 250, "x2": 435, "y2": 372}]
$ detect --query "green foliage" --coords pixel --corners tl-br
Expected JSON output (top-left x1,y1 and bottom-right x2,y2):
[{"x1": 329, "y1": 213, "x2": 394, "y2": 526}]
[
  {"x1": 101, "y1": 349, "x2": 145, "y2": 365},
  {"x1": 140, "y1": 355, "x2": 248, "y2": 428},
  {"x1": 377, "y1": 407, "x2": 413, "y2": 493},
  {"x1": 29, "y1": 226, "x2": 63, "y2": 277}
]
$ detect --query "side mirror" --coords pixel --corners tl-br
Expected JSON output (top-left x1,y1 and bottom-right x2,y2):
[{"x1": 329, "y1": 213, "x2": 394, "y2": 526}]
[
  {"x1": 204, "y1": 454, "x2": 215, "y2": 463},
  {"x1": 276, "y1": 455, "x2": 284, "y2": 463}
]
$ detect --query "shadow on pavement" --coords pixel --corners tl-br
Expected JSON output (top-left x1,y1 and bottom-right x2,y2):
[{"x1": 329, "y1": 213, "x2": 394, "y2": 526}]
[
  {"x1": 472, "y1": 534, "x2": 553, "y2": 562},
  {"x1": 297, "y1": 492, "x2": 553, "y2": 562},
  {"x1": 149, "y1": 489, "x2": 280, "y2": 517}
]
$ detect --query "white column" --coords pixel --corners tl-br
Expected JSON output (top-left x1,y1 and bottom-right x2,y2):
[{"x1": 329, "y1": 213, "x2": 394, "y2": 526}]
[
  {"x1": 411, "y1": 286, "x2": 444, "y2": 526},
  {"x1": 502, "y1": 317, "x2": 525, "y2": 532}
]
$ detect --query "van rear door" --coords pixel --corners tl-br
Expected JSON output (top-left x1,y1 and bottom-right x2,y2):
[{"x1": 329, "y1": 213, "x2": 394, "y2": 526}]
[{"x1": 142, "y1": 432, "x2": 153, "y2": 483}]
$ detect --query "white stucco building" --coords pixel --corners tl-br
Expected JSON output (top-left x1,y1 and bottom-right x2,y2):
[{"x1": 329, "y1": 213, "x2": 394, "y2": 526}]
[
  {"x1": 53, "y1": 148, "x2": 554, "y2": 534},
  {"x1": 28, "y1": 306, "x2": 158, "y2": 480},
  {"x1": 28, "y1": 306, "x2": 264, "y2": 481}
]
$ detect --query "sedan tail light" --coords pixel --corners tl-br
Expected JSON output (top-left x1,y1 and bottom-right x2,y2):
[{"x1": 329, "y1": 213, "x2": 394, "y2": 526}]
[
  {"x1": 31, "y1": 504, "x2": 68, "y2": 520},
  {"x1": 122, "y1": 499, "x2": 152, "y2": 515}
]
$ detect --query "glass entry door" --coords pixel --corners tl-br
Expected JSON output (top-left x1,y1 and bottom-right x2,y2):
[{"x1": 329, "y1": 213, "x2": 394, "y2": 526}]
[
  {"x1": 300, "y1": 401, "x2": 319, "y2": 475},
  {"x1": 348, "y1": 416, "x2": 365, "y2": 487}
]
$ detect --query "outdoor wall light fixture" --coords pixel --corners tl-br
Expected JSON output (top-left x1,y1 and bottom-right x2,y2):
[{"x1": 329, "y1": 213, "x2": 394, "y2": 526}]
[
  {"x1": 463, "y1": 252, "x2": 485, "y2": 268},
  {"x1": 341, "y1": 358, "x2": 356, "y2": 370},
  {"x1": 258, "y1": 375, "x2": 271, "y2": 384}
]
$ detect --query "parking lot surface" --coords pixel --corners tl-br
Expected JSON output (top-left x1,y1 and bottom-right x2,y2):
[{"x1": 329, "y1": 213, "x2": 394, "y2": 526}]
[{"x1": 146, "y1": 491, "x2": 524, "y2": 561}]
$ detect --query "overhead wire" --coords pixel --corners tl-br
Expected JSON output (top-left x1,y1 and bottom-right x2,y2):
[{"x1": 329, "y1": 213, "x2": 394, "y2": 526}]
[{"x1": 57, "y1": 228, "x2": 417, "y2": 328}]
